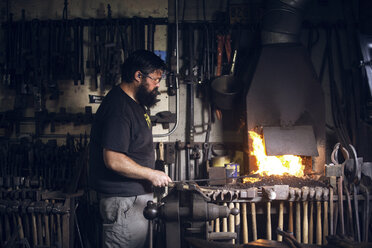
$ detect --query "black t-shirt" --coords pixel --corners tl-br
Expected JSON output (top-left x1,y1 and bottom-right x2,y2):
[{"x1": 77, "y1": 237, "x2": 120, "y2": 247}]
[{"x1": 88, "y1": 85, "x2": 155, "y2": 196}]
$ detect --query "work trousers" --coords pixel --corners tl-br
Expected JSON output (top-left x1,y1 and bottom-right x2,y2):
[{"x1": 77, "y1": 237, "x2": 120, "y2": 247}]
[{"x1": 99, "y1": 193, "x2": 153, "y2": 248}]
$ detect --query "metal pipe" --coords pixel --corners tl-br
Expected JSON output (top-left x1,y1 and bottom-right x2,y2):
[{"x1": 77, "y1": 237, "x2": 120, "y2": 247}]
[{"x1": 153, "y1": 0, "x2": 180, "y2": 138}]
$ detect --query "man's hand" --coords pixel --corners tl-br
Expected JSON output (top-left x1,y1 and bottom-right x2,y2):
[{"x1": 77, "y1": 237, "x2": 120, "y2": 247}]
[{"x1": 148, "y1": 170, "x2": 172, "y2": 187}]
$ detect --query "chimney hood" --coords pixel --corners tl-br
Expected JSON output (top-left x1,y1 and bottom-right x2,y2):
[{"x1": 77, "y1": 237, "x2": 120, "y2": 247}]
[{"x1": 244, "y1": 0, "x2": 326, "y2": 173}]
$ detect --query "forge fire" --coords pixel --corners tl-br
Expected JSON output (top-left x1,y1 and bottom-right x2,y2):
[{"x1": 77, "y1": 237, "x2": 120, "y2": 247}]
[{"x1": 246, "y1": 131, "x2": 305, "y2": 179}]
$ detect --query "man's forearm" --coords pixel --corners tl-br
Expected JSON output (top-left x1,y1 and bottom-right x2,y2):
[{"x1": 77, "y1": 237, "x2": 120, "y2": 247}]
[
  {"x1": 103, "y1": 148, "x2": 153, "y2": 179},
  {"x1": 103, "y1": 148, "x2": 171, "y2": 187}
]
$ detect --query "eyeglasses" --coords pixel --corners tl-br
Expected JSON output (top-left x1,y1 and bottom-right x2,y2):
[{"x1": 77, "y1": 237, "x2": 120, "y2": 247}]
[{"x1": 140, "y1": 73, "x2": 165, "y2": 84}]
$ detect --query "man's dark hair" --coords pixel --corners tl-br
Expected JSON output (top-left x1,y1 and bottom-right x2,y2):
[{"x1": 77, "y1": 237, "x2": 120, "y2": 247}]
[{"x1": 121, "y1": 50, "x2": 166, "y2": 83}]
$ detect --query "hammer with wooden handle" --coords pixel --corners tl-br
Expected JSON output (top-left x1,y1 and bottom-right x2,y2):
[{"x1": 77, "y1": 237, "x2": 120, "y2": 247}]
[
  {"x1": 251, "y1": 201, "x2": 257, "y2": 241},
  {"x1": 277, "y1": 201, "x2": 284, "y2": 242},
  {"x1": 329, "y1": 187, "x2": 334, "y2": 236},
  {"x1": 288, "y1": 188, "x2": 295, "y2": 233},
  {"x1": 323, "y1": 188, "x2": 329, "y2": 244},
  {"x1": 222, "y1": 202, "x2": 228, "y2": 232},
  {"x1": 315, "y1": 187, "x2": 323, "y2": 245},
  {"x1": 337, "y1": 176, "x2": 345, "y2": 236},
  {"x1": 309, "y1": 187, "x2": 315, "y2": 244},
  {"x1": 242, "y1": 202, "x2": 248, "y2": 243},
  {"x1": 235, "y1": 202, "x2": 240, "y2": 244},
  {"x1": 228, "y1": 202, "x2": 235, "y2": 244},
  {"x1": 295, "y1": 188, "x2": 302, "y2": 243},
  {"x1": 302, "y1": 186, "x2": 309, "y2": 244},
  {"x1": 263, "y1": 187, "x2": 276, "y2": 241}
]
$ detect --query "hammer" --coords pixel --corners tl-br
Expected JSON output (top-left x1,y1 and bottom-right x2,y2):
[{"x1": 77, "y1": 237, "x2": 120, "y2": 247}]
[
  {"x1": 302, "y1": 186, "x2": 309, "y2": 244},
  {"x1": 215, "y1": 217, "x2": 220, "y2": 232},
  {"x1": 309, "y1": 187, "x2": 315, "y2": 244},
  {"x1": 277, "y1": 201, "x2": 284, "y2": 241},
  {"x1": 251, "y1": 202, "x2": 257, "y2": 241},
  {"x1": 222, "y1": 202, "x2": 228, "y2": 232},
  {"x1": 263, "y1": 187, "x2": 276, "y2": 240},
  {"x1": 295, "y1": 188, "x2": 302, "y2": 243},
  {"x1": 323, "y1": 188, "x2": 329, "y2": 244},
  {"x1": 337, "y1": 176, "x2": 345, "y2": 236},
  {"x1": 288, "y1": 188, "x2": 295, "y2": 233},
  {"x1": 242, "y1": 202, "x2": 248, "y2": 243},
  {"x1": 329, "y1": 187, "x2": 334, "y2": 236},
  {"x1": 234, "y1": 202, "x2": 240, "y2": 244},
  {"x1": 228, "y1": 202, "x2": 235, "y2": 244},
  {"x1": 315, "y1": 187, "x2": 323, "y2": 245}
]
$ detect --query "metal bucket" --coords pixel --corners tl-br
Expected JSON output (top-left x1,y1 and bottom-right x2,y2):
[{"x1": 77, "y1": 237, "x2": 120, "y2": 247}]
[{"x1": 211, "y1": 75, "x2": 241, "y2": 110}]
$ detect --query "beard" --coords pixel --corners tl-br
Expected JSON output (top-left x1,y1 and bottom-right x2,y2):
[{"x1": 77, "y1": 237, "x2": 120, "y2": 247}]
[{"x1": 136, "y1": 79, "x2": 160, "y2": 108}]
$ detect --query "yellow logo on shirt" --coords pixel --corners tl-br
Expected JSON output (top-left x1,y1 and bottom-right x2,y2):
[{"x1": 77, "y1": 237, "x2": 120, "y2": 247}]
[{"x1": 144, "y1": 113, "x2": 151, "y2": 128}]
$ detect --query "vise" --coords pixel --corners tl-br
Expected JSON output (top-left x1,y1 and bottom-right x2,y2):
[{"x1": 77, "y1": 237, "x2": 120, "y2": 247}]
[{"x1": 144, "y1": 183, "x2": 238, "y2": 248}]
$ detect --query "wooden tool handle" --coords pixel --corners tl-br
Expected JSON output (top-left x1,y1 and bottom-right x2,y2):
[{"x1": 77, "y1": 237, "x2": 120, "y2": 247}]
[
  {"x1": 159, "y1": 142, "x2": 164, "y2": 161},
  {"x1": 309, "y1": 202, "x2": 314, "y2": 244},
  {"x1": 323, "y1": 201, "x2": 328, "y2": 244},
  {"x1": 266, "y1": 202, "x2": 271, "y2": 240},
  {"x1": 17, "y1": 214, "x2": 24, "y2": 239},
  {"x1": 251, "y1": 202, "x2": 257, "y2": 241},
  {"x1": 303, "y1": 201, "x2": 308, "y2": 244},
  {"x1": 330, "y1": 187, "x2": 334, "y2": 236},
  {"x1": 316, "y1": 201, "x2": 322, "y2": 245},
  {"x1": 289, "y1": 202, "x2": 294, "y2": 233},
  {"x1": 277, "y1": 202, "x2": 284, "y2": 241},
  {"x1": 32, "y1": 213, "x2": 37, "y2": 246},
  {"x1": 235, "y1": 203, "x2": 240, "y2": 244},
  {"x1": 242, "y1": 203, "x2": 248, "y2": 243},
  {"x1": 228, "y1": 202, "x2": 235, "y2": 244},
  {"x1": 222, "y1": 203, "x2": 228, "y2": 232},
  {"x1": 296, "y1": 202, "x2": 301, "y2": 243},
  {"x1": 215, "y1": 218, "x2": 220, "y2": 232}
]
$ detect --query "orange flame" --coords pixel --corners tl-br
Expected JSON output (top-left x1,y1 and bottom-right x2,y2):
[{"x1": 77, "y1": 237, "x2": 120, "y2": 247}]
[{"x1": 248, "y1": 131, "x2": 305, "y2": 177}]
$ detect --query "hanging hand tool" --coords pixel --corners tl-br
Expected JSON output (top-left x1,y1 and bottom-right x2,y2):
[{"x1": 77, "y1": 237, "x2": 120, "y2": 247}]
[
  {"x1": 343, "y1": 184, "x2": 354, "y2": 239},
  {"x1": 288, "y1": 188, "x2": 295, "y2": 233},
  {"x1": 337, "y1": 176, "x2": 345, "y2": 236},
  {"x1": 302, "y1": 187, "x2": 309, "y2": 244},
  {"x1": 349, "y1": 144, "x2": 361, "y2": 243},
  {"x1": 234, "y1": 202, "x2": 240, "y2": 244},
  {"x1": 263, "y1": 187, "x2": 276, "y2": 241},
  {"x1": 277, "y1": 201, "x2": 284, "y2": 242},
  {"x1": 329, "y1": 187, "x2": 334, "y2": 236},
  {"x1": 27, "y1": 201, "x2": 38, "y2": 246},
  {"x1": 309, "y1": 187, "x2": 315, "y2": 244},
  {"x1": 323, "y1": 188, "x2": 329, "y2": 244},
  {"x1": 222, "y1": 202, "x2": 228, "y2": 232},
  {"x1": 241, "y1": 202, "x2": 248, "y2": 243},
  {"x1": 315, "y1": 187, "x2": 323, "y2": 245},
  {"x1": 295, "y1": 188, "x2": 301, "y2": 243},
  {"x1": 251, "y1": 201, "x2": 257, "y2": 241},
  {"x1": 359, "y1": 184, "x2": 369, "y2": 242},
  {"x1": 228, "y1": 202, "x2": 235, "y2": 244},
  {"x1": 216, "y1": 34, "x2": 231, "y2": 77}
]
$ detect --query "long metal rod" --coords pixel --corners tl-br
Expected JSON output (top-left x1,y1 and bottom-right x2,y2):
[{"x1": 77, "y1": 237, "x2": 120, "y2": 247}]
[
  {"x1": 170, "y1": 174, "x2": 259, "y2": 184},
  {"x1": 153, "y1": 0, "x2": 180, "y2": 138}
]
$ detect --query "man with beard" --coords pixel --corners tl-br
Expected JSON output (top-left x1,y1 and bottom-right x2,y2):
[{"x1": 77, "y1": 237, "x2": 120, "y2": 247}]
[{"x1": 89, "y1": 50, "x2": 172, "y2": 248}]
